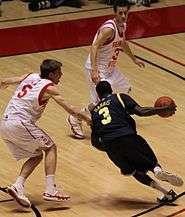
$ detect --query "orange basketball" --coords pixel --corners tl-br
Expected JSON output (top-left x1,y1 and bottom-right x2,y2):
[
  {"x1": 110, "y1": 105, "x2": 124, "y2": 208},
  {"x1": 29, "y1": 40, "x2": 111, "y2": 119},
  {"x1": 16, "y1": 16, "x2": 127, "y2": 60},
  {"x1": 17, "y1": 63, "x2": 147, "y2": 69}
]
[{"x1": 154, "y1": 96, "x2": 176, "y2": 118}]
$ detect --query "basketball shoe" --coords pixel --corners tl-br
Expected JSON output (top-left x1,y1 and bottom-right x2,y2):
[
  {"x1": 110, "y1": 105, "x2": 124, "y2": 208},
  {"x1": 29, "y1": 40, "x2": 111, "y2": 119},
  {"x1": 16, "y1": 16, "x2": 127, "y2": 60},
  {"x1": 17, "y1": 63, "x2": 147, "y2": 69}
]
[
  {"x1": 157, "y1": 189, "x2": 177, "y2": 203},
  {"x1": 155, "y1": 170, "x2": 183, "y2": 187},
  {"x1": 67, "y1": 115, "x2": 85, "y2": 139},
  {"x1": 43, "y1": 185, "x2": 70, "y2": 201},
  {"x1": 7, "y1": 185, "x2": 31, "y2": 208}
]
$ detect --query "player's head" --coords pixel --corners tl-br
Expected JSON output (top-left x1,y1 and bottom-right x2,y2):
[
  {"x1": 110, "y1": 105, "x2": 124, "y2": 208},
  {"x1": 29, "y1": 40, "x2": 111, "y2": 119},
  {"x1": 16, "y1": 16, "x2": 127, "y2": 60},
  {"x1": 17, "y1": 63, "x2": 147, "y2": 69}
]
[
  {"x1": 113, "y1": 0, "x2": 130, "y2": 12},
  {"x1": 40, "y1": 59, "x2": 63, "y2": 84},
  {"x1": 96, "y1": 81, "x2": 113, "y2": 99},
  {"x1": 113, "y1": 0, "x2": 130, "y2": 25}
]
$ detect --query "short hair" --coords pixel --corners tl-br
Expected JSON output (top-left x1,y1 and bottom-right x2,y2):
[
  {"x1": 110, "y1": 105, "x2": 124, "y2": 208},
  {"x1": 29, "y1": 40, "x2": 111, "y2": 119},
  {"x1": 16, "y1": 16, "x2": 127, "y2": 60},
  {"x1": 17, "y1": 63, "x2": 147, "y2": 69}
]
[
  {"x1": 113, "y1": 0, "x2": 131, "y2": 12},
  {"x1": 96, "y1": 81, "x2": 113, "y2": 99},
  {"x1": 40, "y1": 59, "x2": 62, "y2": 79}
]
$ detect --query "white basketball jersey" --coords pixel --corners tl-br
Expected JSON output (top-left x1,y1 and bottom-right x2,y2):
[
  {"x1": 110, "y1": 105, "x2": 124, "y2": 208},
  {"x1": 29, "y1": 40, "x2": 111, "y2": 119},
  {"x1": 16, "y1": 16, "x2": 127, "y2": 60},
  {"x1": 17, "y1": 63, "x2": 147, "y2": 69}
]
[
  {"x1": 85, "y1": 19, "x2": 126, "y2": 77},
  {"x1": 3, "y1": 73, "x2": 53, "y2": 123}
]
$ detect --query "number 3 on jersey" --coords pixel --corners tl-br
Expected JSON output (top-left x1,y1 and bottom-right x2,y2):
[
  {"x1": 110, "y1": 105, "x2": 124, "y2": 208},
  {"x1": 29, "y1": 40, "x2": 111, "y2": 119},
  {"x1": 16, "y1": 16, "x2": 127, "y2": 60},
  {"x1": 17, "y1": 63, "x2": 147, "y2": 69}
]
[
  {"x1": 99, "y1": 107, "x2": 111, "y2": 125},
  {"x1": 17, "y1": 84, "x2": 33, "y2": 98}
]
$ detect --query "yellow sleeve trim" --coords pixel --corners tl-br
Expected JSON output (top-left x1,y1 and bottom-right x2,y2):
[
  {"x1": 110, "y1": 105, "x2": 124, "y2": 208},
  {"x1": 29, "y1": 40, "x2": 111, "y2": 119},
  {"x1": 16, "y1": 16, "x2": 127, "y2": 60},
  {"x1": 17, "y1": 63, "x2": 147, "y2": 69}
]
[{"x1": 117, "y1": 93, "x2": 125, "y2": 108}]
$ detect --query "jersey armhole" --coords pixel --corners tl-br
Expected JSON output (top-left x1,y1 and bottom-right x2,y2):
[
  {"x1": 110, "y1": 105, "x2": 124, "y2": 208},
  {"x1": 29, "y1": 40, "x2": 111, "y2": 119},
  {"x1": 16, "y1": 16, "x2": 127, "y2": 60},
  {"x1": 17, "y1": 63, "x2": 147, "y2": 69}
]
[{"x1": 38, "y1": 83, "x2": 54, "y2": 106}]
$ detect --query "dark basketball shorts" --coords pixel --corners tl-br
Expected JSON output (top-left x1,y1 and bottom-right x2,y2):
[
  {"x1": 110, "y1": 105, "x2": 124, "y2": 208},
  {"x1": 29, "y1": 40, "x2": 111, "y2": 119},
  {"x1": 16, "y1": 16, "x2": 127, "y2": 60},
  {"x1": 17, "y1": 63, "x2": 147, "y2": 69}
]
[{"x1": 106, "y1": 134, "x2": 158, "y2": 175}]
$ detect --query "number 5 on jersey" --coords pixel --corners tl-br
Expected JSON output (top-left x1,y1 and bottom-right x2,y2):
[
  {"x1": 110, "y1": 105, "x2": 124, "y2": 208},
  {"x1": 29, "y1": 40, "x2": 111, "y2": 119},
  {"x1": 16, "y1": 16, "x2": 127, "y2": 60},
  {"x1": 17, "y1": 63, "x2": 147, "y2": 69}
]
[{"x1": 17, "y1": 84, "x2": 33, "y2": 98}]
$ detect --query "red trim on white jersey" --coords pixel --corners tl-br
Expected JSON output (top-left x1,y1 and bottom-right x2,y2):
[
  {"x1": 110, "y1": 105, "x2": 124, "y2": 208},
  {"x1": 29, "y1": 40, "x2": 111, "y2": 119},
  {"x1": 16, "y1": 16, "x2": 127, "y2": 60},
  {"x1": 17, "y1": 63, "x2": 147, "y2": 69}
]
[
  {"x1": 21, "y1": 73, "x2": 32, "y2": 82},
  {"x1": 38, "y1": 83, "x2": 53, "y2": 106}
]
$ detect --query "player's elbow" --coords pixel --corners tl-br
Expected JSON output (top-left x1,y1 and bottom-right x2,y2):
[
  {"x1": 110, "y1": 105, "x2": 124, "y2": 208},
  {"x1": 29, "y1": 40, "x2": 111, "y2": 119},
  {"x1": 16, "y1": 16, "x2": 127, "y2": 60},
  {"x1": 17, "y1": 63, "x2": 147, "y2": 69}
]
[{"x1": 70, "y1": 110, "x2": 80, "y2": 117}]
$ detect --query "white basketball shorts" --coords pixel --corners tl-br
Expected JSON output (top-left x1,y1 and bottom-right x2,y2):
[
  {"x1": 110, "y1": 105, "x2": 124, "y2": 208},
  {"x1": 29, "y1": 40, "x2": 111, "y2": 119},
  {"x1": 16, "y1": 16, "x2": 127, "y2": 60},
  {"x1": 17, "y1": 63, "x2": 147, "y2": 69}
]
[
  {"x1": 84, "y1": 67, "x2": 131, "y2": 104},
  {"x1": 0, "y1": 119, "x2": 54, "y2": 161}
]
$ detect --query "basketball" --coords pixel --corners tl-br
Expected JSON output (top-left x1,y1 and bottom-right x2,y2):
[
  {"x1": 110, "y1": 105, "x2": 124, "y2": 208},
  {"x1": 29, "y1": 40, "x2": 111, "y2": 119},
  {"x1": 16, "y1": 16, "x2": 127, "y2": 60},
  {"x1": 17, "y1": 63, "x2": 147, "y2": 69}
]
[{"x1": 154, "y1": 96, "x2": 176, "y2": 118}]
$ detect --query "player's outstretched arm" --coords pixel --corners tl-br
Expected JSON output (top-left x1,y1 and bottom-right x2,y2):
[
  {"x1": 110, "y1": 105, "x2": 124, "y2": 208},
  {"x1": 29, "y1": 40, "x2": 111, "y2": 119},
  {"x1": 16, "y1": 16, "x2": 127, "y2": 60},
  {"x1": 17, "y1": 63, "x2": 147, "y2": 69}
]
[
  {"x1": 46, "y1": 85, "x2": 91, "y2": 125},
  {"x1": 0, "y1": 73, "x2": 30, "y2": 89},
  {"x1": 133, "y1": 104, "x2": 176, "y2": 117}
]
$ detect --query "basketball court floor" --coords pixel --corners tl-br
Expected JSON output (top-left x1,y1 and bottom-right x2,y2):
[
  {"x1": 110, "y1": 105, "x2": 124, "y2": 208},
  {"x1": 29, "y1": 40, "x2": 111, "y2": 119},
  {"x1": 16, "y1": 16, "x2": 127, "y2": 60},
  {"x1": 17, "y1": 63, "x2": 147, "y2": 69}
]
[{"x1": 0, "y1": 1, "x2": 184, "y2": 217}]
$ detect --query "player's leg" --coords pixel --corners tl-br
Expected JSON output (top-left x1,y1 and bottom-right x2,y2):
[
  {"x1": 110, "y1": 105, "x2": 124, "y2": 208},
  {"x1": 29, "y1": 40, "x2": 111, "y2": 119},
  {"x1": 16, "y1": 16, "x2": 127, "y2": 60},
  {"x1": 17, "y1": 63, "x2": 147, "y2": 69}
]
[
  {"x1": 133, "y1": 171, "x2": 177, "y2": 202},
  {"x1": 67, "y1": 67, "x2": 98, "y2": 139},
  {"x1": 106, "y1": 136, "x2": 177, "y2": 202},
  {"x1": 0, "y1": 120, "x2": 42, "y2": 207},
  {"x1": 43, "y1": 144, "x2": 70, "y2": 201},
  {"x1": 135, "y1": 135, "x2": 183, "y2": 187},
  {"x1": 106, "y1": 68, "x2": 131, "y2": 94},
  {"x1": 7, "y1": 152, "x2": 43, "y2": 208},
  {"x1": 27, "y1": 124, "x2": 70, "y2": 201}
]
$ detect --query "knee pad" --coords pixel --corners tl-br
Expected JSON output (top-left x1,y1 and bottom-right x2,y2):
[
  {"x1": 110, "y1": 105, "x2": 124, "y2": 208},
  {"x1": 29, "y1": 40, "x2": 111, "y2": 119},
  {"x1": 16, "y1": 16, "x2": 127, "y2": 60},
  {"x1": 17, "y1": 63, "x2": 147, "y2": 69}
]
[{"x1": 121, "y1": 169, "x2": 136, "y2": 176}]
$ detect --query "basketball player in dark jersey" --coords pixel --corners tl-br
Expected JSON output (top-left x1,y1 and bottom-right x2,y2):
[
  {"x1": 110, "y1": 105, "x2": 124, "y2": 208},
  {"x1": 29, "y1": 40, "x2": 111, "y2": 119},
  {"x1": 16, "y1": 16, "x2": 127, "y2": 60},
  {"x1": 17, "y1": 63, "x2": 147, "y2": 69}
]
[{"x1": 90, "y1": 81, "x2": 183, "y2": 202}]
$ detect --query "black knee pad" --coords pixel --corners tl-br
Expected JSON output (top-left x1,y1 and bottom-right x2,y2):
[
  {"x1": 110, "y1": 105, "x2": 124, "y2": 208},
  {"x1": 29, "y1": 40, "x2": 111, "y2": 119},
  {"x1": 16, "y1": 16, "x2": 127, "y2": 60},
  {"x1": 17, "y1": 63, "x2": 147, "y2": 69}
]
[{"x1": 134, "y1": 171, "x2": 154, "y2": 186}]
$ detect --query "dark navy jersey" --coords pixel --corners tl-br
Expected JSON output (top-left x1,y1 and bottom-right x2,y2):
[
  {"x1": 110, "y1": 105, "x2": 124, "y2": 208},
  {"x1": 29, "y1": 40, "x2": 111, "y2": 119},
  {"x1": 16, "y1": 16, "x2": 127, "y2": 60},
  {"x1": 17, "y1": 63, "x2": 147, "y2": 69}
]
[{"x1": 91, "y1": 93, "x2": 139, "y2": 144}]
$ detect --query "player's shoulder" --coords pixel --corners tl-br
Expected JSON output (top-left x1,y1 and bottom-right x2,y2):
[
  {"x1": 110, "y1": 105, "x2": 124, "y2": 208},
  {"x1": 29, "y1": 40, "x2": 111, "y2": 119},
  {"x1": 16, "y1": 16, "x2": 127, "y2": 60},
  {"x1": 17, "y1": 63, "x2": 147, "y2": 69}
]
[
  {"x1": 22, "y1": 73, "x2": 39, "y2": 81},
  {"x1": 45, "y1": 84, "x2": 58, "y2": 96},
  {"x1": 100, "y1": 19, "x2": 115, "y2": 31}
]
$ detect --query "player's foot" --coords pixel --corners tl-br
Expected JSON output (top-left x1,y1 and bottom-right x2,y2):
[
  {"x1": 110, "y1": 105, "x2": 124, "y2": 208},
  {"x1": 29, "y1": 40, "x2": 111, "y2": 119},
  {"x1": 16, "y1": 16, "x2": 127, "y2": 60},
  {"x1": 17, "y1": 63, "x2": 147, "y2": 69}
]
[
  {"x1": 43, "y1": 187, "x2": 70, "y2": 202},
  {"x1": 7, "y1": 185, "x2": 31, "y2": 208},
  {"x1": 155, "y1": 170, "x2": 183, "y2": 186},
  {"x1": 142, "y1": 0, "x2": 151, "y2": 7},
  {"x1": 67, "y1": 115, "x2": 85, "y2": 139},
  {"x1": 28, "y1": 0, "x2": 51, "y2": 11},
  {"x1": 157, "y1": 189, "x2": 177, "y2": 203}
]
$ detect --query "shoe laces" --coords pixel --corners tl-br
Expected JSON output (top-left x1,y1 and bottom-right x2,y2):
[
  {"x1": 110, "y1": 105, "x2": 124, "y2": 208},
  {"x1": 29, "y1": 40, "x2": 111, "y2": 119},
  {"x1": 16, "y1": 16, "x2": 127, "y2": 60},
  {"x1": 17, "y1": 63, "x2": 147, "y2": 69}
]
[{"x1": 49, "y1": 184, "x2": 63, "y2": 195}]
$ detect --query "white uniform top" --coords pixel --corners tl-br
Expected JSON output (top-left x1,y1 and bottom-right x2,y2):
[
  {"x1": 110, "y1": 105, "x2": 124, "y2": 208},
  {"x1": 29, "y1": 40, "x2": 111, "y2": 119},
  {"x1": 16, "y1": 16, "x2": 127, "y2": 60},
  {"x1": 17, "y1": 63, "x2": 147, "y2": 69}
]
[
  {"x1": 3, "y1": 73, "x2": 53, "y2": 123},
  {"x1": 85, "y1": 19, "x2": 126, "y2": 78}
]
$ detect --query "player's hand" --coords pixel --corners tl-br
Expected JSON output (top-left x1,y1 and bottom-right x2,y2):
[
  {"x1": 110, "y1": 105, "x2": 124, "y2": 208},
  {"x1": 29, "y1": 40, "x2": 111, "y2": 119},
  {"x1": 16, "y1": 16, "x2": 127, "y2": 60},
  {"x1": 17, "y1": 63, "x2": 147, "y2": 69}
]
[
  {"x1": 0, "y1": 81, "x2": 8, "y2": 89},
  {"x1": 161, "y1": 104, "x2": 177, "y2": 116},
  {"x1": 91, "y1": 70, "x2": 101, "y2": 84},
  {"x1": 166, "y1": 104, "x2": 177, "y2": 114},
  {"x1": 134, "y1": 60, "x2": 145, "y2": 68},
  {"x1": 86, "y1": 119, "x2": 92, "y2": 126}
]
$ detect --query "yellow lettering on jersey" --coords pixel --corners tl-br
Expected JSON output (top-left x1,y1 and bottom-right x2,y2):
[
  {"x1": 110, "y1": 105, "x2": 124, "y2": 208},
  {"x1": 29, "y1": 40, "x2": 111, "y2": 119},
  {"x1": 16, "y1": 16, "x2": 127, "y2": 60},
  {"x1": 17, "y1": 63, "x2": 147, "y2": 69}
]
[{"x1": 94, "y1": 100, "x2": 111, "y2": 112}]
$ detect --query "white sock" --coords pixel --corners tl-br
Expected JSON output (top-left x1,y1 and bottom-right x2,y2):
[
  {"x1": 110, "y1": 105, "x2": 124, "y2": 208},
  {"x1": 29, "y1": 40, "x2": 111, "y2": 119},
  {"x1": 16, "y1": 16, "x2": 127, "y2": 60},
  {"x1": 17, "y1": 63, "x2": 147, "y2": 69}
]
[
  {"x1": 153, "y1": 166, "x2": 162, "y2": 174},
  {"x1": 45, "y1": 174, "x2": 55, "y2": 194},
  {"x1": 14, "y1": 176, "x2": 25, "y2": 191},
  {"x1": 150, "y1": 180, "x2": 168, "y2": 195}
]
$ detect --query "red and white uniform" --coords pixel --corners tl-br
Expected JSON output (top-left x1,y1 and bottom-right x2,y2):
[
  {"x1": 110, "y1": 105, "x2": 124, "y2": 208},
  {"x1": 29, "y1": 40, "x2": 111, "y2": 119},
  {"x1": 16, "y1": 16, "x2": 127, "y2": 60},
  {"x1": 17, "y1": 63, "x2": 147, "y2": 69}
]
[
  {"x1": 85, "y1": 19, "x2": 131, "y2": 104},
  {"x1": 85, "y1": 19, "x2": 126, "y2": 77},
  {"x1": 4, "y1": 73, "x2": 53, "y2": 122},
  {"x1": 0, "y1": 73, "x2": 55, "y2": 160}
]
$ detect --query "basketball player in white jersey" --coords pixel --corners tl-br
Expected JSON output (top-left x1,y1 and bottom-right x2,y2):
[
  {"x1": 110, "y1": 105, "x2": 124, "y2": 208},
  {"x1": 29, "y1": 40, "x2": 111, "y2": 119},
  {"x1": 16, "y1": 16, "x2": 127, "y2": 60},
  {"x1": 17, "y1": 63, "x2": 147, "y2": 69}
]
[
  {"x1": 68, "y1": 0, "x2": 145, "y2": 139},
  {"x1": 0, "y1": 59, "x2": 91, "y2": 207}
]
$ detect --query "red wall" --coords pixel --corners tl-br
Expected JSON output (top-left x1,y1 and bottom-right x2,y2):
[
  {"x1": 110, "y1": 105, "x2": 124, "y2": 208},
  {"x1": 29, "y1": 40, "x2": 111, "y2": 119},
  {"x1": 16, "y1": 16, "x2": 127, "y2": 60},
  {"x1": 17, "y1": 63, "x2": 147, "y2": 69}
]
[{"x1": 0, "y1": 5, "x2": 185, "y2": 57}]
